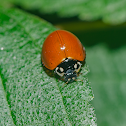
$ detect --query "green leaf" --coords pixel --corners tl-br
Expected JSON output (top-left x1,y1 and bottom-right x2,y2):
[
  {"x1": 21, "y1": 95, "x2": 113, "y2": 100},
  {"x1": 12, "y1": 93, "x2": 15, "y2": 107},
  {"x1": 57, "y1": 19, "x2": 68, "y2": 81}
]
[
  {"x1": 0, "y1": 76, "x2": 15, "y2": 125},
  {"x1": 0, "y1": 7, "x2": 96, "y2": 125},
  {"x1": 1, "y1": 0, "x2": 126, "y2": 24}
]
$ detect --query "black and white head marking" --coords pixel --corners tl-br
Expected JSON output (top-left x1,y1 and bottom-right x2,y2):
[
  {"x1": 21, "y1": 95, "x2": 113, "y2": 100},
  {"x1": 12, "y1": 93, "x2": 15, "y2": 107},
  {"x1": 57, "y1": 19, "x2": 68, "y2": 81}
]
[
  {"x1": 55, "y1": 67, "x2": 65, "y2": 77},
  {"x1": 74, "y1": 61, "x2": 81, "y2": 73},
  {"x1": 55, "y1": 58, "x2": 82, "y2": 83}
]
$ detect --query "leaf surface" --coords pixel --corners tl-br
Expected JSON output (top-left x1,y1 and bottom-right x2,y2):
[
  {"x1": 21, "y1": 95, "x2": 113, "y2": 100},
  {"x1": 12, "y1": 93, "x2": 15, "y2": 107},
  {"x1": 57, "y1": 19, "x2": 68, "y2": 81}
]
[{"x1": 0, "y1": 7, "x2": 96, "y2": 125}]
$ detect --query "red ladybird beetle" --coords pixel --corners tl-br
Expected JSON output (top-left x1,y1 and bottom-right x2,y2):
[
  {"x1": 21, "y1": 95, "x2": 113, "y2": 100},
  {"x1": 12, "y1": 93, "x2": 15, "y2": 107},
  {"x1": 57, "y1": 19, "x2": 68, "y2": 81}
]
[{"x1": 41, "y1": 30, "x2": 86, "y2": 83}]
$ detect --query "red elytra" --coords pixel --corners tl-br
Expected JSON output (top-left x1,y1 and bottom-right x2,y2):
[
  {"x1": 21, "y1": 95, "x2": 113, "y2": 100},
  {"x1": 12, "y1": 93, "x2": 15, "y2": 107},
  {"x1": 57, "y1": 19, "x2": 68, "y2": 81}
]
[{"x1": 41, "y1": 30, "x2": 86, "y2": 70}]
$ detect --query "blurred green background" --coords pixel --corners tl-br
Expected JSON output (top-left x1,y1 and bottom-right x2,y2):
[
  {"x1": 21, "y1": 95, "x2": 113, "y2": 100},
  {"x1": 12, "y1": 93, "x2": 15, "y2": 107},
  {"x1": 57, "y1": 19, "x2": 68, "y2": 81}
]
[{"x1": 1, "y1": 0, "x2": 126, "y2": 125}]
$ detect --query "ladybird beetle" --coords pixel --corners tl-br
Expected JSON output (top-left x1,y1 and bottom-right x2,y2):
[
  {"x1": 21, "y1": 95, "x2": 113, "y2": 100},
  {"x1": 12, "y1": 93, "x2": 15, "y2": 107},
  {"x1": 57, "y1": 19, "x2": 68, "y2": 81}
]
[{"x1": 41, "y1": 30, "x2": 86, "y2": 83}]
